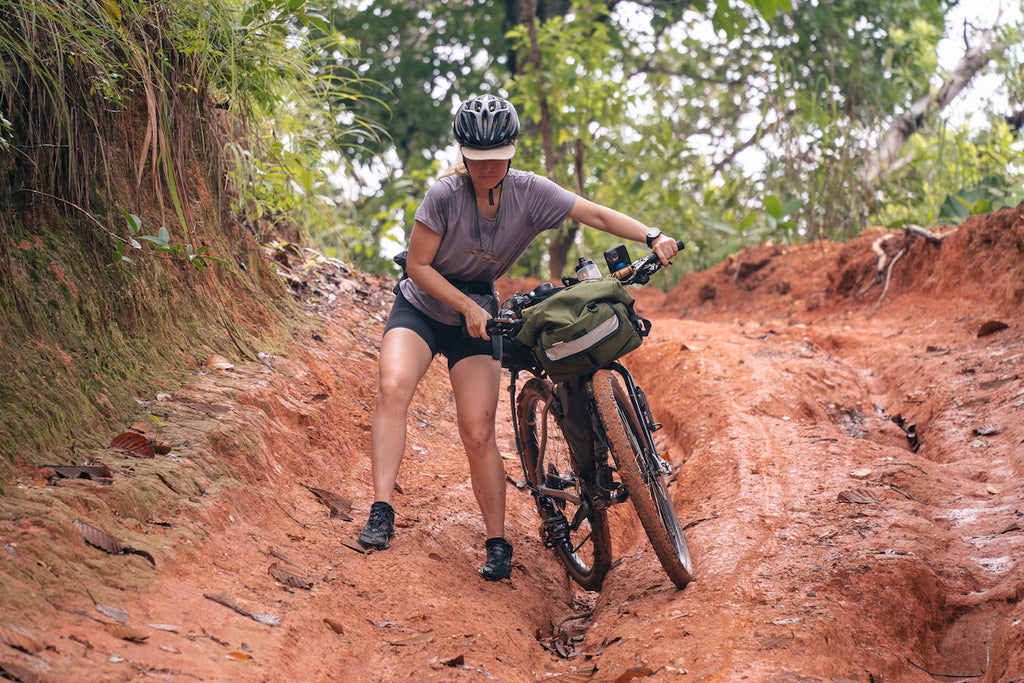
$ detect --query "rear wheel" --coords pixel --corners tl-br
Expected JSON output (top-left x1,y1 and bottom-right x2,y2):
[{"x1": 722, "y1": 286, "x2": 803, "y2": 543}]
[
  {"x1": 591, "y1": 370, "x2": 695, "y2": 588},
  {"x1": 516, "y1": 378, "x2": 612, "y2": 591}
]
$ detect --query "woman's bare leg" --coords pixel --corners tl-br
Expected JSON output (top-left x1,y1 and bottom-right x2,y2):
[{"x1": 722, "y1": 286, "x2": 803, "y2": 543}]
[
  {"x1": 448, "y1": 354, "x2": 505, "y2": 538},
  {"x1": 369, "y1": 328, "x2": 434, "y2": 503}
]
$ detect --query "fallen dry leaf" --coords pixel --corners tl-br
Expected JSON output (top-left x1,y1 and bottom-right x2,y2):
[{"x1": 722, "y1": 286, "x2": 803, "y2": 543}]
[
  {"x1": 95, "y1": 604, "x2": 129, "y2": 624},
  {"x1": 269, "y1": 563, "x2": 314, "y2": 590},
  {"x1": 206, "y1": 354, "x2": 235, "y2": 370},
  {"x1": 0, "y1": 660, "x2": 46, "y2": 683},
  {"x1": 110, "y1": 432, "x2": 155, "y2": 458},
  {"x1": 755, "y1": 634, "x2": 793, "y2": 649},
  {"x1": 384, "y1": 630, "x2": 435, "y2": 646},
  {"x1": 73, "y1": 519, "x2": 156, "y2": 566},
  {"x1": 249, "y1": 612, "x2": 282, "y2": 628},
  {"x1": 615, "y1": 668, "x2": 655, "y2": 683},
  {"x1": 604, "y1": 617, "x2": 640, "y2": 645},
  {"x1": 339, "y1": 537, "x2": 368, "y2": 554},
  {"x1": 0, "y1": 623, "x2": 45, "y2": 654},
  {"x1": 45, "y1": 464, "x2": 113, "y2": 484},
  {"x1": 102, "y1": 622, "x2": 149, "y2": 643},
  {"x1": 977, "y1": 320, "x2": 1009, "y2": 337},
  {"x1": 324, "y1": 618, "x2": 345, "y2": 634},
  {"x1": 547, "y1": 663, "x2": 597, "y2": 682},
  {"x1": 302, "y1": 484, "x2": 353, "y2": 520},
  {"x1": 836, "y1": 488, "x2": 882, "y2": 504}
]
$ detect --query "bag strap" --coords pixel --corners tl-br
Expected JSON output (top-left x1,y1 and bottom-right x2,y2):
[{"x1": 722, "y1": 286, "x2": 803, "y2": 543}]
[{"x1": 392, "y1": 250, "x2": 494, "y2": 297}]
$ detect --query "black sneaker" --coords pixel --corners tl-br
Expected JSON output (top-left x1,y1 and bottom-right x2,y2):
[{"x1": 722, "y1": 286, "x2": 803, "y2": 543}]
[
  {"x1": 479, "y1": 537, "x2": 513, "y2": 581},
  {"x1": 357, "y1": 501, "x2": 395, "y2": 549}
]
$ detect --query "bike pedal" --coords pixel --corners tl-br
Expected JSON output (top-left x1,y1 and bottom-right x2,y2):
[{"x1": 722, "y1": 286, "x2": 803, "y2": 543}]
[{"x1": 540, "y1": 515, "x2": 571, "y2": 548}]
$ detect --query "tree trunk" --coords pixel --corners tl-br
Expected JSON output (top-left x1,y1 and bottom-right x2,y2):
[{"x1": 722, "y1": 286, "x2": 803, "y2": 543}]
[
  {"x1": 860, "y1": 22, "x2": 1004, "y2": 190},
  {"x1": 519, "y1": 0, "x2": 579, "y2": 280},
  {"x1": 548, "y1": 139, "x2": 587, "y2": 279}
]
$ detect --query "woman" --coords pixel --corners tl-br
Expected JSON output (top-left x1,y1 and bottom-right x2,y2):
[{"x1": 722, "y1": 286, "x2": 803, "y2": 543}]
[{"x1": 358, "y1": 94, "x2": 678, "y2": 580}]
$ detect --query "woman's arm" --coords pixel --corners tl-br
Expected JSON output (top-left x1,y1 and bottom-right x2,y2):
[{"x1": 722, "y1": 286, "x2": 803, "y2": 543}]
[
  {"x1": 405, "y1": 221, "x2": 493, "y2": 339},
  {"x1": 568, "y1": 196, "x2": 677, "y2": 265}
]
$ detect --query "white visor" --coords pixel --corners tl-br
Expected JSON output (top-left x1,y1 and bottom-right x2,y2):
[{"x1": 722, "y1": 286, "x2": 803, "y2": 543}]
[{"x1": 460, "y1": 144, "x2": 516, "y2": 161}]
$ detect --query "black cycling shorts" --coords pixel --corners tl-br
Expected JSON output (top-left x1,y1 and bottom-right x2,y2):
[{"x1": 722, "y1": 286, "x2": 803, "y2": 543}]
[{"x1": 384, "y1": 290, "x2": 501, "y2": 370}]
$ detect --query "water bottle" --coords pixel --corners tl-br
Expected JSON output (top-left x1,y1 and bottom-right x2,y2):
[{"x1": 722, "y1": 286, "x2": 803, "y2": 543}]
[{"x1": 575, "y1": 257, "x2": 601, "y2": 280}]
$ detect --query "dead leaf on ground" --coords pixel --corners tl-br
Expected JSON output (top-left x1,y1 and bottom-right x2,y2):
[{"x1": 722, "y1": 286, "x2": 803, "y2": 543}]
[
  {"x1": 437, "y1": 654, "x2": 465, "y2": 667},
  {"x1": 226, "y1": 651, "x2": 251, "y2": 661},
  {"x1": 151, "y1": 439, "x2": 172, "y2": 454},
  {"x1": 95, "y1": 604, "x2": 129, "y2": 624},
  {"x1": 547, "y1": 663, "x2": 597, "y2": 681},
  {"x1": 0, "y1": 623, "x2": 45, "y2": 654},
  {"x1": 110, "y1": 432, "x2": 155, "y2": 458},
  {"x1": 755, "y1": 634, "x2": 793, "y2": 649},
  {"x1": 615, "y1": 668, "x2": 655, "y2": 682},
  {"x1": 324, "y1": 618, "x2": 345, "y2": 635},
  {"x1": 974, "y1": 424, "x2": 1002, "y2": 436},
  {"x1": 604, "y1": 617, "x2": 640, "y2": 645},
  {"x1": 339, "y1": 537, "x2": 368, "y2": 554},
  {"x1": 836, "y1": 488, "x2": 882, "y2": 504},
  {"x1": 0, "y1": 660, "x2": 47, "y2": 683},
  {"x1": 102, "y1": 622, "x2": 149, "y2": 643},
  {"x1": 204, "y1": 592, "x2": 281, "y2": 627},
  {"x1": 979, "y1": 376, "x2": 1015, "y2": 391},
  {"x1": 206, "y1": 354, "x2": 235, "y2": 370},
  {"x1": 73, "y1": 519, "x2": 156, "y2": 567},
  {"x1": 269, "y1": 562, "x2": 314, "y2": 589},
  {"x1": 178, "y1": 399, "x2": 230, "y2": 416},
  {"x1": 977, "y1": 320, "x2": 1009, "y2": 337},
  {"x1": 148, "y1": 624, "x2": 182, "y2": 632},
  {"x1": 384, "y1": 630, "x2": 435, "y2": 646},
  {"x1": 45, "y1": 464, "x2": 113, "y2": 484},
  {"x1": 301, "y1": 484, "x2": 353, "y2": 520},
  {"x1": 249, "y1": 612, "x2": 282, "y2": 627}
]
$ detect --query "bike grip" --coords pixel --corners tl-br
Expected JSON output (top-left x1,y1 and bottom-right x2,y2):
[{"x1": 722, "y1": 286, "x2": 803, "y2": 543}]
[{"x1": 675, "y1": 239, "x2": 686, "y2": 251}]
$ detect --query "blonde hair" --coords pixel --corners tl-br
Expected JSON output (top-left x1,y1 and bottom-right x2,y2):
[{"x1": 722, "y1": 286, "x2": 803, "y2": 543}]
[{"x1": 438, "y1": 158, "x2": 469, "y2": 179}]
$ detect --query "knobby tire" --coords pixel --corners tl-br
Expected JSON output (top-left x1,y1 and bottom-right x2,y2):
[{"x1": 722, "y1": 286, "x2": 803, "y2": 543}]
[
  {"x1": 591, "y1": 370, "x2": 695, "y2": 589},
  {"x1": 516, "y1": 378, "x2": 612, "y2": 591}
]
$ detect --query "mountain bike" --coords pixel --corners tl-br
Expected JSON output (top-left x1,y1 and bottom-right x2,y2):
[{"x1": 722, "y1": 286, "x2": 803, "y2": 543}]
[{"x1": 486, "y1": 241, "x2": 694, "y2": 591}]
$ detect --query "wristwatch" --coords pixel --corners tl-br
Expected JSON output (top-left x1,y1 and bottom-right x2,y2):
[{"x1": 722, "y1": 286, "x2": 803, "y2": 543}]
[{"x1": 645, "y1": 227, "x2": 662, "y2": 248}]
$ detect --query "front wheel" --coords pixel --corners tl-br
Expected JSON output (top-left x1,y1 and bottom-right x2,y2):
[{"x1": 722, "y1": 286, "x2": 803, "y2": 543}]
[
  {"x1": 516, "y1": 378, "x2": 612, "y2": 591},
  {"x1": 591, "y1": 370, "x2": 695, "y2": 588}
]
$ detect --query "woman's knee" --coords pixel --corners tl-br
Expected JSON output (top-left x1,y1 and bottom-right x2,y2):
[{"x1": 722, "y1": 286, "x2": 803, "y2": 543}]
[
  {"x1": 458, "y1": 416, "x2": 497, "y2": 455},
  {"x1": 376, "y1": 372, "x2": 418, "y2": 411}
]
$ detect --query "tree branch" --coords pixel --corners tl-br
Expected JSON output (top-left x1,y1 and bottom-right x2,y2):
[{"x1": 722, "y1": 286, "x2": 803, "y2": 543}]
[{"x1": 859, "y1": 19, "x2": 1006, "y2": 190}]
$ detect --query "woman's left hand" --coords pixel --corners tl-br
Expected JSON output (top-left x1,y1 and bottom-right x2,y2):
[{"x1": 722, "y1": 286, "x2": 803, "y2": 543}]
[{"x1": 652, "y1": 234, "x2": 678, "y2": 266}]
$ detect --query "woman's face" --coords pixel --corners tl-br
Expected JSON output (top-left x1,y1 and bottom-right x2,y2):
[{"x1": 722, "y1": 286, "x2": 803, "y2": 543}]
[{"x1": 465, "y1": 158, "x2": 509, "y2": 189}]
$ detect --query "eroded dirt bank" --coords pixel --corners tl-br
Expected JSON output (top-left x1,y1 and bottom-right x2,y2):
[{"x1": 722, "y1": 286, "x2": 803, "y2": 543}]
[{"x1": 1, "y1": 206, "x2": 1023, "y2": 682}]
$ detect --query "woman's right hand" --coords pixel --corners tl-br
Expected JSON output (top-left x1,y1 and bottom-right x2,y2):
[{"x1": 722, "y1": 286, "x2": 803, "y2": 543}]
[{"x1": 462, "y1": 303, "x2": 493, "y2": 340}]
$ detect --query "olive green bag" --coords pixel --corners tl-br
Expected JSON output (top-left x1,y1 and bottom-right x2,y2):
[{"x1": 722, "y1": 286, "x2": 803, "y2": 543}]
[{"x1": 515, "y1": 278, "x2": 650, "y2": 383}]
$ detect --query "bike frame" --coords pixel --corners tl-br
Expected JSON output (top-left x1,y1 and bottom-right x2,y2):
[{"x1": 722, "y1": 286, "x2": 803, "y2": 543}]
[{"x1": 504, "y1": 360, "x2": 663, "y2": 511}]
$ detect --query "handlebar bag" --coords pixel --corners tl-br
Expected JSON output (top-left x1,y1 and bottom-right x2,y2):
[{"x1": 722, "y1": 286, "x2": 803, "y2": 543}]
[{"x1": 515, "y1": 278, "x2": 650, "y2": 383}]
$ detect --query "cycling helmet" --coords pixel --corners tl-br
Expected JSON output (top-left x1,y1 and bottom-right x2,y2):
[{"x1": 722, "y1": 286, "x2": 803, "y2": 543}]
[{"x1": 453, "y1": 95, "x2": 519, "y2": 160}]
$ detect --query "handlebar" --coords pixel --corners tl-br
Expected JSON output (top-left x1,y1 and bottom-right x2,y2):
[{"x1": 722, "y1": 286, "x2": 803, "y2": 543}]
[
  {"x1": 610, "y1": 239, "x2": 686, "y2": 285},
  {"x1": 485, "y1": 238, "x2": 685, "y2": 340}
]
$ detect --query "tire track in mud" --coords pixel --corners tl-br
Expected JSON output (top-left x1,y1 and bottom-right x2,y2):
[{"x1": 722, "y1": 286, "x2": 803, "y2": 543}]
[{"x1": 584, "y1": 314, "x2": 1024, "y2": 682}]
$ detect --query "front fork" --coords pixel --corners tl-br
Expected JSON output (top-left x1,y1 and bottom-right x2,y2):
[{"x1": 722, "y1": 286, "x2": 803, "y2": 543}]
[{"x1": 592, "y1": 364, "x2": 673, "y2": 479}]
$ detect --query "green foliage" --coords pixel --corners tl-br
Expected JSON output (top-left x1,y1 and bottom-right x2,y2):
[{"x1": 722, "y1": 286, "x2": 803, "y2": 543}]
[
  {"x1": 873, "y1": 120, "x2": 1024, "y2": 227},
  {"x1": 114, "y1": 210, "x2": 226, "y2": 281}
]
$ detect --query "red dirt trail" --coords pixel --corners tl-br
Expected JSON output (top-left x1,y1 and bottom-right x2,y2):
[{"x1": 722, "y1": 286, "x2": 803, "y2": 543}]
[{"x1": 1, "y1": 205, "x2": 1023, "y2": 682}]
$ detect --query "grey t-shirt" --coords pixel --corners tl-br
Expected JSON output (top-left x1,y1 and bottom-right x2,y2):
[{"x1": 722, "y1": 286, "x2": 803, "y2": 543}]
[{"x1": 399, "y1": 168, "x2": 577, "y2": 325}]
